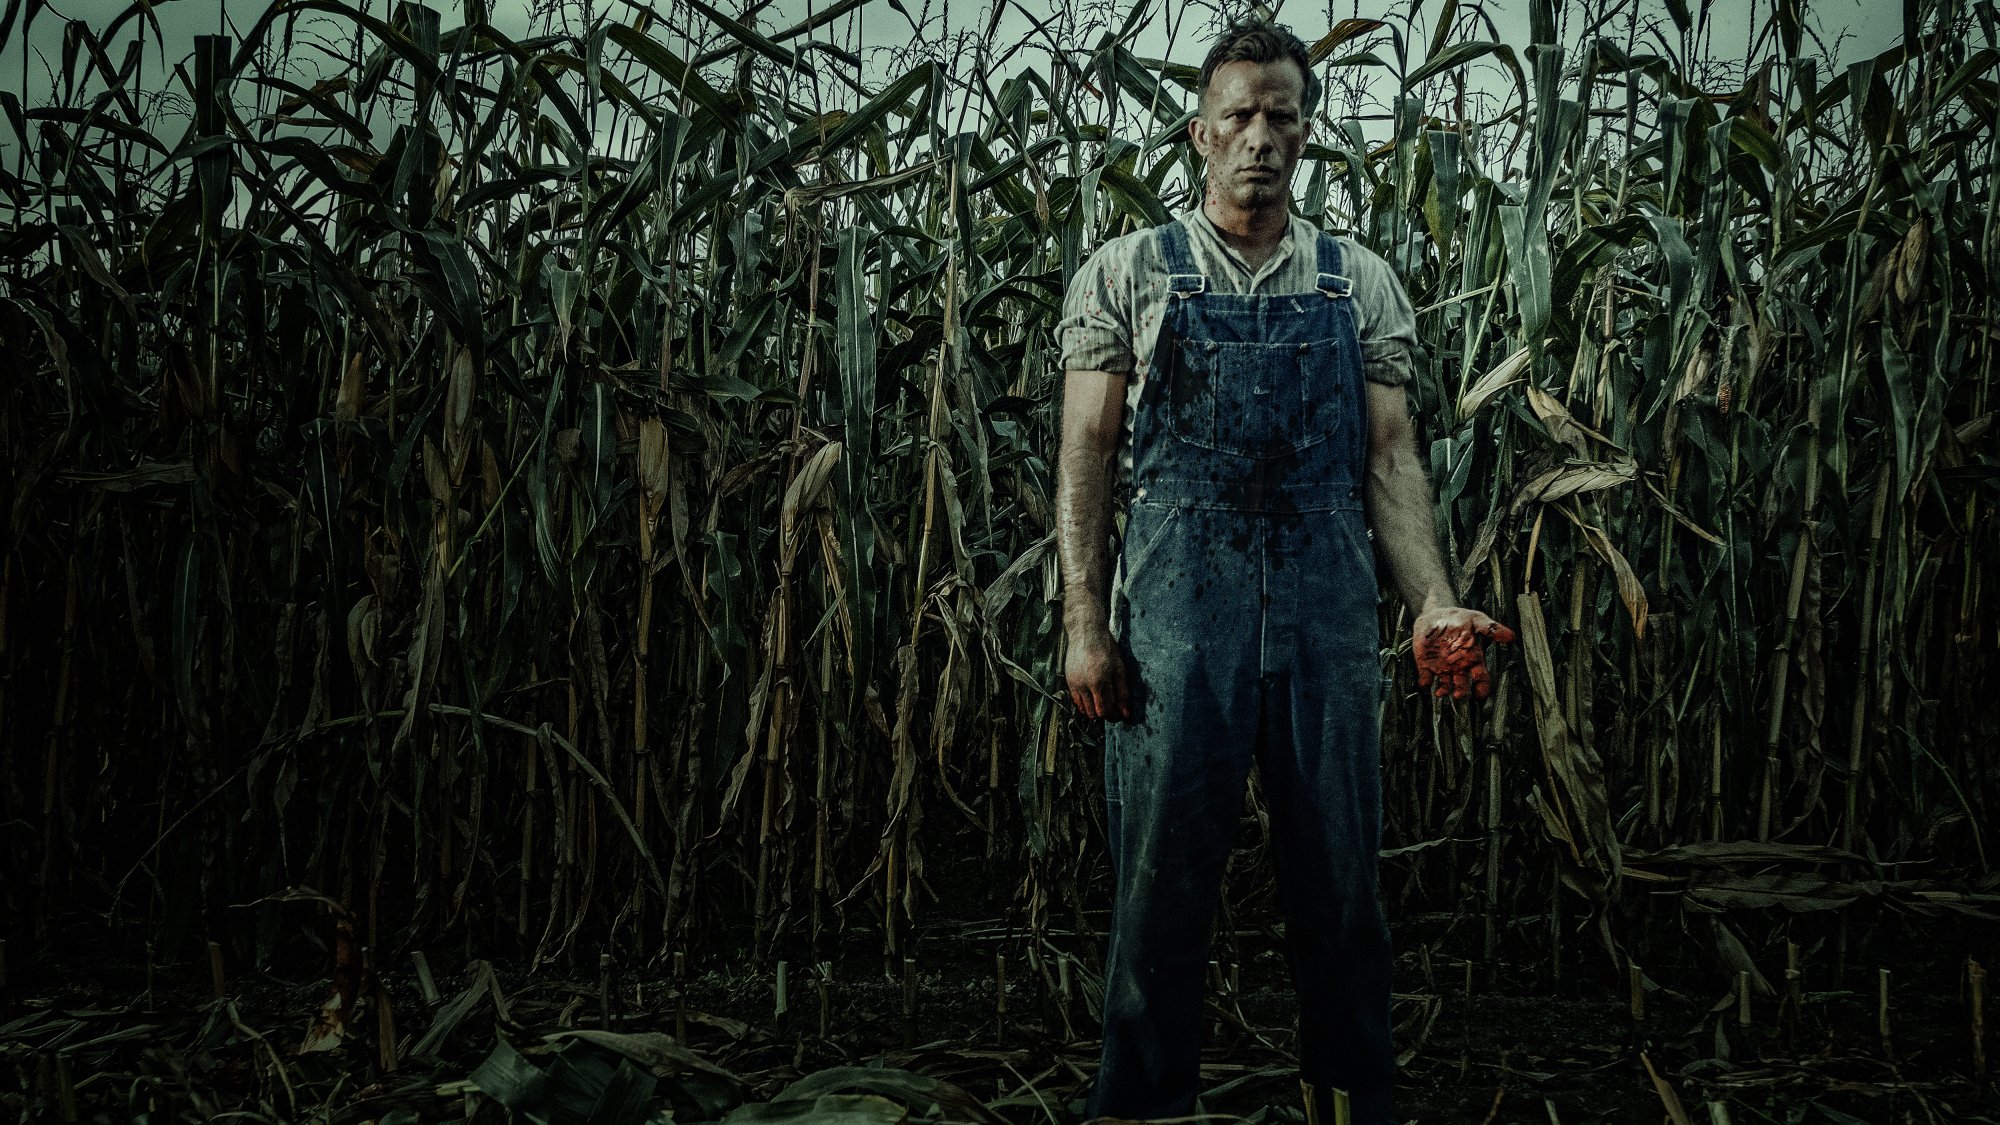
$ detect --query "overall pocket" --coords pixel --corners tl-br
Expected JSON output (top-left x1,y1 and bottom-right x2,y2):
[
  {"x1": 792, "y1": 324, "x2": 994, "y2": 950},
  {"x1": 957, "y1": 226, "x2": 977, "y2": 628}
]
[
  {"x1": 1168, "y1": 336, "x2": 1347, "y2": 459},
  {"x1": 1117, "y1": 504, "x2": 1182, "y2": 586}
]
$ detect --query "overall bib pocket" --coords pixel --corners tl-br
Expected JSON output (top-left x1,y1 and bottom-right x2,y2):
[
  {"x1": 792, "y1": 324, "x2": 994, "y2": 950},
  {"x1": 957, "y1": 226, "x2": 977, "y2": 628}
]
[{"x1": 1168, "y1": 335, "x2": 1348, "y2": 459}]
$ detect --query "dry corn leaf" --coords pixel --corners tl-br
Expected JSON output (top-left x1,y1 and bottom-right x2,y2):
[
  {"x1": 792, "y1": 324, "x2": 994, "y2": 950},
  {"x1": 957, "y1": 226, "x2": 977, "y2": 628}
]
[
  {"x1": 1639, "y1": 1052, "x2": 1696, "y2": 1125},
  {"x1": 1526, "y1": 384, "x2": 1590, "y2": 453},
  {"x1": 781, "y1": 440, "x2": 842, "y2": 565},
  {"x1": 1510, "y1": 458, "x2": 1636, "y2": 517},
  {"x1": 1894, "y1": 218, "x2": 1928, "y2": 303},
  {"x1": 1515, "y1": 592, "x2": 1622, "y2": 884},
  {"x1": 1685, "y1": 872, "x2": 1885, "y2": 913},
  {"x1": 1456, "y1": 344, "x2": 1532, "y2": 418},
  {"x1": 1575, "y1": 518, "x2": 1648, "y2": 640},
  {"x1": 335, "y1": 350, "x2": 366, "y2": 422}
]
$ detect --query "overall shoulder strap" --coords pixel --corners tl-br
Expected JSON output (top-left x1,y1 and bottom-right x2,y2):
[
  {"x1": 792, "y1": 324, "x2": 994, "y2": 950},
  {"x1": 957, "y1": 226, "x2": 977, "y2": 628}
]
[
  {"x1": 1315, "y1": 231, "x2": 1353, "y2": 298},
  {"x1": 1156, "y1": 220, "x2": 1206, "y2": 298}
]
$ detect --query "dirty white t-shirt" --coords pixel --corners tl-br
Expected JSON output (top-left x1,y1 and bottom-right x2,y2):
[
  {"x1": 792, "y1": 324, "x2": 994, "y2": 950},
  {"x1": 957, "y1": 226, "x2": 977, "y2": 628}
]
[{"x1": 1057, "y1": 206, "x2": 1418, "y2": 470}]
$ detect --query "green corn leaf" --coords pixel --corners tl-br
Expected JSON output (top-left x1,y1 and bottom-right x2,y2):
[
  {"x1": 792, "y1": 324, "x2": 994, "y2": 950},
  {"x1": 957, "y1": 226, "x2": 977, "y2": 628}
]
[
  {"x1": 1728, "y1": 115, "x2": 1782, "y2": 171},
  {"x1": 835, "y1": 225, "x2": 879, "y2": 694},
  {"x1": 1500, "y1": 203, "x2": 1551, "y2": 349},
  {"x1": 678, "y1": 0, "x2": 797, "y2": 69},
  {"x1": 815, "y1": 63, "x2": 934, "y2": 157},
  {"x1": 1097, "y1": 163, "x2": 1171, "y2": 227},
  {"x1": 1404, "y1": 40, "x2": 1500, "y2": 90},
  {"x1": 604, "y1": 23, "x2": 728, "y2": 117}
]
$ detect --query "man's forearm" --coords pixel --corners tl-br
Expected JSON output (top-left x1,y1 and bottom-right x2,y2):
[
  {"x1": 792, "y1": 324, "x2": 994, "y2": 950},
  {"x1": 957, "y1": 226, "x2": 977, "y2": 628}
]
[
  {"x1": 1056, "y1": 371, "x2": 1128, "y2": 639},
  {"x1": 1056, "y1": 435, "x2": 1116, "y2": 637},
  {"x1": 1366, "y1": 450, "x2": 1458, "y2": 614},
  {"x1": 1364, "y1": 381, "x2": 1515, "y2": 697}
]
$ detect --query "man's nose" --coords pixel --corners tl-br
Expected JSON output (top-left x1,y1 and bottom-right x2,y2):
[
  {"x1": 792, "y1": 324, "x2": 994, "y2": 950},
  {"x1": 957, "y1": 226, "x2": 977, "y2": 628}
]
[{"x1": 1242, "y1": 115, "x2": 1276, "y2": 153}]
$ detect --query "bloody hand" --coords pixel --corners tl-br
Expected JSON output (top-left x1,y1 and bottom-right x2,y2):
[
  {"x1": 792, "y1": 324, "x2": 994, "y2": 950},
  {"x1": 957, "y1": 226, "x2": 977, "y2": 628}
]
[{"x1": 1412, "y1": 609, "x2": 1516, "y2": 700}]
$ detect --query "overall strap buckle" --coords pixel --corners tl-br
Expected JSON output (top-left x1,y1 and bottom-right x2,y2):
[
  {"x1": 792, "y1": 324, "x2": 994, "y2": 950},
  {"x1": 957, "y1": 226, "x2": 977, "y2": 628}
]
[
  {"x1": 1316, "y1": 272, "x2": 1353, "y2": 298},
  {"x1": 1168, "y1": 273, "x2": 1208, "y2": 299}
]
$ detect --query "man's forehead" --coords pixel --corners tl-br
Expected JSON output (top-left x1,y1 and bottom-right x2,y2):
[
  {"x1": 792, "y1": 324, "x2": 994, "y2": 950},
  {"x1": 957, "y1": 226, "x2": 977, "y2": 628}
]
[{"x1": 1203, "y1": 60, "x2": 1305, "y2": 107}]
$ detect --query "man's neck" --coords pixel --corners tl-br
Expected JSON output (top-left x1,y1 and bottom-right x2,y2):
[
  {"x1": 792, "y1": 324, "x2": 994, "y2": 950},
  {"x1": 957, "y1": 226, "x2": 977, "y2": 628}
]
[{"x1": 1201, "y1": 195, "x2": 1292, "y2": 271}]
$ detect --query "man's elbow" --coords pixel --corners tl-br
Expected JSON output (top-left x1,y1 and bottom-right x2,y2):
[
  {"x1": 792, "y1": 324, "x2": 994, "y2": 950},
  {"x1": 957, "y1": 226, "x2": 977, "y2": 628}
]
[
  {"x1": 1364, "y1": 446, "x2": 1419, "y2": 491},
  {"x1": 1060, "y1": 424, "x2": 1114, "y2": 466},
  {"x1": 1067, "y1": 413, "x2": 1123, "y2": 465}
]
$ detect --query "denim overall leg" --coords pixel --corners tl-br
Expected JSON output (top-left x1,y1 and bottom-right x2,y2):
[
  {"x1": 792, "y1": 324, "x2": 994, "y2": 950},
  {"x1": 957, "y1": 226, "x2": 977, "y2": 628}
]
[{"x1": 1091, "y1": 222, "x2": 1394, "y2": 1122}]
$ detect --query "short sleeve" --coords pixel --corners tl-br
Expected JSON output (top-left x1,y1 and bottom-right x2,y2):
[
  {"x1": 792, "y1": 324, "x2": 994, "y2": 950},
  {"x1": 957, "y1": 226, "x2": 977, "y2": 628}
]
[
  {"x1": 1341, "y1": 239, "x2": 1418, "y2": 388},
  {"x1": 1058, "y1": 235, "x2": 1144, "y2": 375}
]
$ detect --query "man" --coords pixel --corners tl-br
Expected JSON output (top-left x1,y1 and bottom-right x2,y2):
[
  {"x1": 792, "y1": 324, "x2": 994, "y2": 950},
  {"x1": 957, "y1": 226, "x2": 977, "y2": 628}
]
[{"x1": 1055, "y1": 19, "x2": 1515, "y2": 1123}]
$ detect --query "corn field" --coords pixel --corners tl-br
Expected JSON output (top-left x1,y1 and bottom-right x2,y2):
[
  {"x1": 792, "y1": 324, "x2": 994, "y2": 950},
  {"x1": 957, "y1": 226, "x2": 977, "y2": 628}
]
[{"x1": 3, "y1": 0, "x2": 1999, "y2": 1107}]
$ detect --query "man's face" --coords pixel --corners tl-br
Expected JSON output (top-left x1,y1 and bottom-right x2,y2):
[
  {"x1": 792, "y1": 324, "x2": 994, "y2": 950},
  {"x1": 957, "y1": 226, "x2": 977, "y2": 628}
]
[{"x1": 1189, "y1": 58, "x2": 1311, "y2": 210}]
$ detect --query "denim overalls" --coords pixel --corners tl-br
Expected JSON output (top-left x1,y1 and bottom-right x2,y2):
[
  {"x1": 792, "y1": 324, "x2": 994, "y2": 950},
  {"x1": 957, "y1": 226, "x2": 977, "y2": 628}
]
[{"x1": 1090, "y1": 221, "x2": 1394, "y2": 1122}]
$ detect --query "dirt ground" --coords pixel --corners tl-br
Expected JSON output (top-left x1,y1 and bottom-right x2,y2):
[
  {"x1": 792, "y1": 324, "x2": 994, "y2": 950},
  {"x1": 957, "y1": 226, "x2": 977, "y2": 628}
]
[{"x1": 2, "y1": 901, "x2": 1993, "y2": 1124}]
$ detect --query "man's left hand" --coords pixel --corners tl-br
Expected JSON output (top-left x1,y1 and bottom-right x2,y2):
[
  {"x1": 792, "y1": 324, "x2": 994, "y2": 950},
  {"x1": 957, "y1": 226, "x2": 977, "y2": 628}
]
[{"x1": 1411, "y1": 607, "x2": 1516, "y2": 700}]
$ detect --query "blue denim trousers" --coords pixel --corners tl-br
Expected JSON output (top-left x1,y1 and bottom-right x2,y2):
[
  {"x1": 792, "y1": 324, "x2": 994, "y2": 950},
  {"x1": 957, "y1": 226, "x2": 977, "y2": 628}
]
[{"x1": 1088, "y1": 221, "x2": 1395, "y2": 1123}]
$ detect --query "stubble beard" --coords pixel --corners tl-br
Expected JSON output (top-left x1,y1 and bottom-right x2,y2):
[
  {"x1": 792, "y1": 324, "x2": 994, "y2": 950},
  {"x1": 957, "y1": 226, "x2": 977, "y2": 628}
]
[{"x1": 1221, "y1": 176, "x2": 1284, "y2": 211}]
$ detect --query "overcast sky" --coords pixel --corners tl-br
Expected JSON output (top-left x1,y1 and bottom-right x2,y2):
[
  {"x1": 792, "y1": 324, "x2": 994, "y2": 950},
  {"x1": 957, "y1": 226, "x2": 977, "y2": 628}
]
[{"x1": 5, "y1": 0, "x2": 1903, "y2": 118}]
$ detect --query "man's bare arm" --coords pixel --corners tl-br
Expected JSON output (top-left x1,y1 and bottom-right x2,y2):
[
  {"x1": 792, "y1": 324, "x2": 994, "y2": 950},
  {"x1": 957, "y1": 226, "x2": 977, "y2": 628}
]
[
  {"x1": 1364, "y1": 381, "x2": 1515, "y2": 699},
  {"x1": 1056, "y1": 369, "x2": 1131, "y2": 721},
  {"x1": 1363, "y1": 382, "x2": 1457, "y2": 613}
]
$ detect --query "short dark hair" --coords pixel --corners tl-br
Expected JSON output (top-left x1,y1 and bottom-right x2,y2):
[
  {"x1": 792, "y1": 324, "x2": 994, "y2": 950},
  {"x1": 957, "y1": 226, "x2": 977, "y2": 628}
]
[{"x1": 1198, "y1": 19, "x2": 1320, "y2": 117}]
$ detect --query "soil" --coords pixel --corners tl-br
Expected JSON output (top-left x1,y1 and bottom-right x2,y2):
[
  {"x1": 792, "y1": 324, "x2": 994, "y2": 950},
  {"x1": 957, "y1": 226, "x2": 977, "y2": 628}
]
[{"x1": 3, "y1": 903, "x2": 1994, "y2": 1124}]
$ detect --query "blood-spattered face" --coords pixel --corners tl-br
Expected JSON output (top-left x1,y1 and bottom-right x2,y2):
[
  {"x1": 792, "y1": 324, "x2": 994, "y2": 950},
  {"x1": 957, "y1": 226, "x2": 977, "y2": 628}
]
[{"x1": 1189, "y1": 58, "x2": 1311, "y2": 211}]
